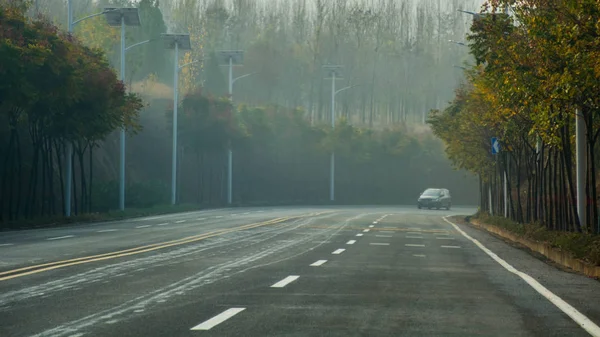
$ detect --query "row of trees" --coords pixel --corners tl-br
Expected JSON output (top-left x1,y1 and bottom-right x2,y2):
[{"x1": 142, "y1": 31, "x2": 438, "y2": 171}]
[
  {"x1": 159, "y1": 89, "x2": 477, "y2": 207},
  {"x1": 429, "y1": 0, "x2": 600, "y2": 234},
  {"x1": 33, "y1": 0, "x2": 479, "y2": 126},
  {"x1": 160, "y1": 0, "x2": 482, "y2": 127},
  {"x1": 0, "y1": 3, "x2": 143, "y2": 223}
]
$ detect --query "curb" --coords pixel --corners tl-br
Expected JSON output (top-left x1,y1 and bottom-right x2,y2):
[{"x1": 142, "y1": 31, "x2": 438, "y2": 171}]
[{"x1": 470, "y1": 220, "x2": 600, "y2": 278}]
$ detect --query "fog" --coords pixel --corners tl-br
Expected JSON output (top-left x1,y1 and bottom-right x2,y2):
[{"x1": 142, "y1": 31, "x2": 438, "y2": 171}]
[{"x1": 1, "y1": 0, "x2": 483, "y2": 223}]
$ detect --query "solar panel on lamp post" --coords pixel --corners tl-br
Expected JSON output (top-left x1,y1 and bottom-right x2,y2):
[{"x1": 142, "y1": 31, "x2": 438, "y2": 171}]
[
  {"x1": 163, "y1": 34, "x2": 192, "y2": 205},
  {"x1": 104, "y1": 8, "x2": 141, "y2": 212}
]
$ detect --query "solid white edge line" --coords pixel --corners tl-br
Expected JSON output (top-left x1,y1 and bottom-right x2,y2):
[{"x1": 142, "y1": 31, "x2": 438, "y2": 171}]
[
  {"x1": 346, "y1": 240, "x2": 356, "y2": 245},
  {"x1": 190, "y1": 308, "x2": 246, "y2": 331},
  {"x1": 356, "y1": 233, "x2": 364, "y2": 237},
  {"x1": 332, "y1": 248, "x2": 345, "y2": 255},
  {"x1": 310, "y1": 260, "x2": 328, "y2": 266},
  {"x1": 47, "y1": 235, "x2": 74, "y2": 241},
  {"x1": 443, "y1": 216, "x2": 600, "y2": 337},
  {"x1": 271, "y1": 275, "x2": 300, "y2": 288}
]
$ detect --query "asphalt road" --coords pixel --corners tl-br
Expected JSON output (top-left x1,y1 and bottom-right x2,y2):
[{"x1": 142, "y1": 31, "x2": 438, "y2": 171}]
[{"x1": 1, "y1": 206, "x2": 600, "y2": 337}]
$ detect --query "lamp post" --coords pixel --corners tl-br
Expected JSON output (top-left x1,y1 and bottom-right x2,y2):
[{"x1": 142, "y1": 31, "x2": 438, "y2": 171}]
[
  {"x1": 218, "y1": 51, "x2": 250, "y2": 206},
  {"x1": 104, "y1": 8, "x2": 141, "y2": 211},
  {"x1": 323, "y1": 65, "x2": 344, "y2": 202},
  {"x1": 163, "y1": 34, "x2": 192, "y2": 205}
]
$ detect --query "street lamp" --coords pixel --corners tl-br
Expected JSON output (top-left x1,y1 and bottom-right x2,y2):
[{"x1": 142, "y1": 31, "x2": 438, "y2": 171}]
[
  {"x1": 323, "y1": 65, "x2": 344, "y2": 202},
  {"x1": 163, "y1": 34, "x2": 192, "y2": 205},
  {"x1": 218, "y1": 51, "x2": 249, "y2": 206},
  {"x1": 104, "y1": 8, "x2": 141, "y2": 212}
]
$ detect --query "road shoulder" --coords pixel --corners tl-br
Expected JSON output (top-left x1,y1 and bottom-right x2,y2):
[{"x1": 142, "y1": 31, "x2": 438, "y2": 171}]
[{"x1": 447, "y1": 215, "x2": 600, "y2": 329}]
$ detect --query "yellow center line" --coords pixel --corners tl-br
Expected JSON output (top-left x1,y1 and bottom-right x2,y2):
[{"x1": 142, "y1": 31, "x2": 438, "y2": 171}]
[{"x1": 0, "y1": 214, "x2": 319, "y2": 282}]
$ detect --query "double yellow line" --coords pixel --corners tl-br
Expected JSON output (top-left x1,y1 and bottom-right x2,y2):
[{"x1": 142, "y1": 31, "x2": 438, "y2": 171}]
[{"x1": 0, "y1": 216, "x2": 292, "y2": 282}]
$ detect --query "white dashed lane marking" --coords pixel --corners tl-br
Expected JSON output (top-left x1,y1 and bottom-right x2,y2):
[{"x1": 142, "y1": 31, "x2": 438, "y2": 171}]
[
  {"x1": 363, "y1": 229, "x2": 370, "y2": 233},
  {"x1": 47, "y1": 235, "x2": 75, "y2": 241},
  {"x1": 356, "y1": 234, "x2": 364, "y2": 237},
  {"x1": 436, "y1": 237, "x2": 455, "y2": 240},
  {"x1": 332, "y1": 249, "x2": 345, "y2": 255},
  {"x1": 0, "y1": 243, "x2": 14, "y2": 247},
  {"x1": 157, "y1": 223, "x2": 169, "y2": 226},
  {"x1": 369, "y1": 225, "x2": 375, "y2": 228},
  {"x1": 196, "y1": 218, "x2": 206, "y2": 221},
  {"x1": 97, "y1": 229, "x2": 118, "y2": 233},
  {"x1": 441, "y1": 245, "x2": 461, "y2": 249},
  {"x1": 406, "y1": 236, "x2": 424, "y2": 239},
  {"x1": 413, "y1": 254, "x2": 426, "y2": 258},
  {"x1": 346, "y1": 240, "x2": 356, "y2": 245},
  {"x1": 376, "y1": 235, "x2": 392, "y2": 238},
  {"x1": 135, "y1": 225, "x2": 151, "y2": 229},
  {"x1": 175, "y1": 220, "x2": 186, "y2": 224},
  {"x1": 370, "y1": 243, "x2": 390, "y2": 246},
  {"x1": 190, "y1": 308, "x2": 246, "y2": 331},
  {"x1": 310, "y1": 260, "x2": 327, "y2": 267},
  {"x1": 271, "y1": 275, "x2": 300, "y2": 288},
  {"x1": 405, "y1": 244, "x2": 425, "y2": 247}
]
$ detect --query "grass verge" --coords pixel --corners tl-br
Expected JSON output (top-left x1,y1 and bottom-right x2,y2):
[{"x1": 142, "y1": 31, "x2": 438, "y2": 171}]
[
  {"x1": 472, "y1": 212, "x2": 600, "y2": 267},
  {"x1": 0, "y1": 204, "x2": 206, "y2": 231}
]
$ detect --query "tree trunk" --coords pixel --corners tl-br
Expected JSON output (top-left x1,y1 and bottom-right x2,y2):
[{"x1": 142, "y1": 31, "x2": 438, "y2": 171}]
[
  {"x1": 561, "y1": 122, "x2": 582, "y2": 232},
  {"x1": 54, "y1": 140, "x2": 65, "y2": 216}
]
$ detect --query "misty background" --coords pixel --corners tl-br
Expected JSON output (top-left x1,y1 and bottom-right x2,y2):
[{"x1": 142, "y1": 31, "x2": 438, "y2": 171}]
[{"x1": 10, "y1": 0, "x2": 482, "y2": 215}]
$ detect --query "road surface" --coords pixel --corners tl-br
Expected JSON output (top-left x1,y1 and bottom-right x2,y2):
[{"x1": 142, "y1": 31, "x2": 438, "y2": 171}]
[{"x1": 1, "y1": 206, "x2": 600, "y2": 337}]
